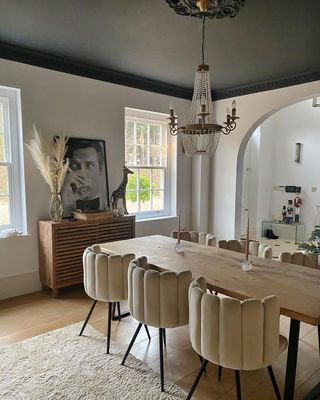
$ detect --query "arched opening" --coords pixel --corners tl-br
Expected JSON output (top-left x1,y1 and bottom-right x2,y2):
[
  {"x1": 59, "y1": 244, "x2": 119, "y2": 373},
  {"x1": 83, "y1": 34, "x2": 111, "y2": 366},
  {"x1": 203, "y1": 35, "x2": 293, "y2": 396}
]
[{"x1": 235, "y1": 95, "x2": 320, "y2": 245}]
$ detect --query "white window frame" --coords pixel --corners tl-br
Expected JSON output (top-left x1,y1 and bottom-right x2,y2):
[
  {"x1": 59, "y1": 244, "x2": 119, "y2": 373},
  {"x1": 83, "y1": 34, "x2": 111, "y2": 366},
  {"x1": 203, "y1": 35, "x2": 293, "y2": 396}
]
[
  {"x1": 0, "y1": 86, "x2": 26, "y2": 234},
  {"x1": 125, "y1": 107, "x2": 176, "y2": 220}
]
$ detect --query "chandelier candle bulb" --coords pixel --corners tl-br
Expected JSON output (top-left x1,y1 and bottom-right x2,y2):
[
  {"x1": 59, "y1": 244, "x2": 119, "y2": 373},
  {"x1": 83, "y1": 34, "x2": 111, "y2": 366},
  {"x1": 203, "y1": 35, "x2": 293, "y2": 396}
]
[{"x1": 232, "y1": 100, "x2": 237, "y2": 117}]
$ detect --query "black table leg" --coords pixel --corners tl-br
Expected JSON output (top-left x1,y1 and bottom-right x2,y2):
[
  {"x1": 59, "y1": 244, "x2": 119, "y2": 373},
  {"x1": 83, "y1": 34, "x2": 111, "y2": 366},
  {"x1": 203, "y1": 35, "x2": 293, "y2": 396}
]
[{"x1": 284, "y1": 318, "x2": 301, "y2": 400}]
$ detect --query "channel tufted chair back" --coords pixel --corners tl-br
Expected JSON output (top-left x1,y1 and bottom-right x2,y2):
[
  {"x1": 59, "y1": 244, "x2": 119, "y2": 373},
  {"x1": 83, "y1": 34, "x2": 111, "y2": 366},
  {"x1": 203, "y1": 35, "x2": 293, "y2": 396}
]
[
  {"x1": 122, "y1": 256, "x2": 192, "y2": 392},
  {"x1": 186, "y1": 278, "x2": 287, "y2": 400},
  {"x1": 218, "y1": 239, "x2": 244, "y2": 253},
  {"x1": 249, "y1": 242, "x2": 273, "y2": 259},
  {"x1": 218, "y1": 240, "x2": 272, "y2": 259},
  {"x1": 279, "y1": 251, "x2": 318, "y2": 269},
  {"x1": 80, "y1": 245, "x2": 135, "y2": 354},
  {"x1": 171, "y1": 230, "x2": 216, "y2": 247}
]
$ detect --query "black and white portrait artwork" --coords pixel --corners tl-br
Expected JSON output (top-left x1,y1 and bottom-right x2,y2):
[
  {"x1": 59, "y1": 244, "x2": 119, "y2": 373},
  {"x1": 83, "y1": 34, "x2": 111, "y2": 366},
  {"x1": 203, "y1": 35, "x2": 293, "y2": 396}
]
[{"x1": 61, "y1": 137, "x2": 110, "y2": 217}]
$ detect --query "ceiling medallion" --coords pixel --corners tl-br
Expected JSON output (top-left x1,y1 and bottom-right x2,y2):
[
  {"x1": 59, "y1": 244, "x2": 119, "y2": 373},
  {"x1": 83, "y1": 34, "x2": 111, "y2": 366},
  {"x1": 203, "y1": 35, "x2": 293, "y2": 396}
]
[{"x1": 165, "y1": 0, "x2": 245, "y2": 19}]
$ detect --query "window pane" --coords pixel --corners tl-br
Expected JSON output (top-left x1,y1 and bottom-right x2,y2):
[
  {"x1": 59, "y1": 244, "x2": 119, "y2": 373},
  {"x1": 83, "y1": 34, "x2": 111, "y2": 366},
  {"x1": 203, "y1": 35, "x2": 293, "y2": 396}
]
[
  {"x1": 0, "y1": 195, "x2": 10, "y2": 225},
  {"x1": 152, "y1": 169, "x2": 164, "y2": 190},
  {"x1": 0, "y1": 165, "x2": 9, "y2": 195},
  {"x1": 150, "y1": 146, "x2": 161, "y2": 166},
  {"x1": 126, "y1": 172, "x2": 139, "y2": 213},
  {"x1": 152, "y1": 190, "x2": 164, "y2": 211},
  {"x1": 140, "y1": 190, "x2": 151, "y2": 211},
  {"x1": 136, "y1": 123, "x2": 148, "y2": 145},
  {"x1": 136, "y1": 145, "x2": 148, "y2": 166},
  {"x1": 125, "y1": 121, "x2": 134, "y2": 145},
  {"x1": 125, "y1": 145, "x2": 135, "y2": 165},
  {"x1": 150, "y1": 124, "x2": 160, "y2": 145}
]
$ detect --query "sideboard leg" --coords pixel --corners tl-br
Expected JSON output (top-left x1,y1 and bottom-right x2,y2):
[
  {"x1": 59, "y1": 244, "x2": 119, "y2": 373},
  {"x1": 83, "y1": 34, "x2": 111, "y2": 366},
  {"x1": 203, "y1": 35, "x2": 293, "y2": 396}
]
[{"x1": 52, "y1": 288, "x2": 59, "y2": 298}]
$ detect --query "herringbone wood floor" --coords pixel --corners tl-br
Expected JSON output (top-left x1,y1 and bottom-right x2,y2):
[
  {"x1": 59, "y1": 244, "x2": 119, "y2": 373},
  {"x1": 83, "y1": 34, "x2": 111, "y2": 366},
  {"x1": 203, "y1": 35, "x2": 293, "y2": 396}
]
[{"x1": 0, "y1": 286, "x2": 319, "y2": 399}]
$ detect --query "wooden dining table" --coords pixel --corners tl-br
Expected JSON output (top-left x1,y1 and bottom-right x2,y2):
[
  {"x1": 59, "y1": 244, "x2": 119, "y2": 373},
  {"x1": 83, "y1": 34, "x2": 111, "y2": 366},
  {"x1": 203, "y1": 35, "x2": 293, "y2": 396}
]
[{"x1": 100, "y1": 235, "x2": 320, "y2": 400}]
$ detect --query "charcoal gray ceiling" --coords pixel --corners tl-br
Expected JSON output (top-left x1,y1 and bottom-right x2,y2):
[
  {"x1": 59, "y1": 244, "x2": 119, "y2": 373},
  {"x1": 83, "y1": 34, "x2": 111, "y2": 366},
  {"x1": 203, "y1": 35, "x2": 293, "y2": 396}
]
[{"x1": 0, "y1": 0, "x2": 319, "y2": 100}]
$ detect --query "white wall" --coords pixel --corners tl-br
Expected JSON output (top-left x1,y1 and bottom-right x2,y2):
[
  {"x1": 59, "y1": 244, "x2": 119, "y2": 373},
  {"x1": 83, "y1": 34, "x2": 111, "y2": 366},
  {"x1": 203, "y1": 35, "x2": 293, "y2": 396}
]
[
  {"x1": 0, "y1": 59, "x2": 191, "y2": 299},
  {"x1": 209, "y1": 80, "x2": 320, "y2": 241},
  {"x1": 242, "y1": 99, "x2": 320, "y2": 240}
]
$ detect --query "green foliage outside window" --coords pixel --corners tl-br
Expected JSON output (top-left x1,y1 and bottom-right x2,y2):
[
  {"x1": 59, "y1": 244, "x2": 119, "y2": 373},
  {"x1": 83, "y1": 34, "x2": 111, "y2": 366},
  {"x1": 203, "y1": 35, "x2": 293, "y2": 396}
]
[{"x1": 126, "y1": 174, "x2": 150, "y2": 203}]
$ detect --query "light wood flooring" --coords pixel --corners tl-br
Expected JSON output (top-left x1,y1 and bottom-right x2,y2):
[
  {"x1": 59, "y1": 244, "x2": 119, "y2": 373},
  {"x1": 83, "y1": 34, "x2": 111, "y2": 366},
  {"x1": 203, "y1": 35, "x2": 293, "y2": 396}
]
[{"x1": 0, "y1": 286, "x2": 319, "y2": 399}]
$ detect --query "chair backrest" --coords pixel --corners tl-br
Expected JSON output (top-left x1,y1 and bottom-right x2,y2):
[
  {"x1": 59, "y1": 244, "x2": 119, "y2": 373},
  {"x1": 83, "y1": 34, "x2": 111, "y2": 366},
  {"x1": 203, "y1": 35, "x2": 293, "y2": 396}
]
[
  {"x1": 279, "y1": 251, "x2": 318, "y2": 268},
  {"x1": 189, "y1": 279, "x2": 281, "y2": 371},
  {"x1": 249, "y1": 242, "x2": 273, "y2": 259},
  {"x1": 128, "y1": 257, "x2": 192, "y2": 328},
  {"x1": 218, "y1": 239, "x2": 243, "y2": 252},
  {"x1": 218, "y1": 240, "x2": 272, "y2": 259},
  {"x1": 171, "y1": 230, "x2": 216, "y2": 247},
  {"x1": 83, "y1": 245, "x2": 135, "y2": 302}
]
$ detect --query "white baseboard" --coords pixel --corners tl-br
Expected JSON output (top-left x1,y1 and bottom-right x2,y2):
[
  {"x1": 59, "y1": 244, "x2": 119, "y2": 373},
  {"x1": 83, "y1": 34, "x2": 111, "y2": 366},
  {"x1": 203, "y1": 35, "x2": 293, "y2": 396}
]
[{"x1": 0, "y1": 271, "x2": 42, "y2": 300}]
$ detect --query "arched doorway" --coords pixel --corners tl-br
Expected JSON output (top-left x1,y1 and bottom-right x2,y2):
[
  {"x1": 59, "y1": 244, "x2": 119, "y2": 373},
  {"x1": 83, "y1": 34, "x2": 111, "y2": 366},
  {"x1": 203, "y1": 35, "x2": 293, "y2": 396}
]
[{"x1": 235, "y1": 95, "x2": 320, "y2": 241}]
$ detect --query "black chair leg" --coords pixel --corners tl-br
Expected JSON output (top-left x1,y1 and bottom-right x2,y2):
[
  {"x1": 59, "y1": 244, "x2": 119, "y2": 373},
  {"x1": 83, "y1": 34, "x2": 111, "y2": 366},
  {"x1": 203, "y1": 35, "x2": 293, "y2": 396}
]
[
  {"x1": 121, "y1": 323, "x2": 142, "y2": 365},
  {"x1": 163, "y1": 328, "x2": 166, "y2": 347},
  {"x1": 117, "y1": 302, "x2": 121, "y2": 322},
  {"x1": 235, "y1": 370, "x2": 241, "y2": 400},
  {"x1": 144, "y1": 324, "x2": 151, "y2": 340},
  {"x1": 218, "y1": 365, "x2": 223, "y2": 381},
  {"x1": 318, "y1": 324, "x2": 320, "y2": 356},
  {"x1": 186, "y1": 359, "x2": 208, "y2": 400},
  {"x1": 79, "y1": 299, "x2": 97, "y2": 336},
  {"x1": 267, "y1": 366, "x2": 281, "y2": 400},
  {"x1": 107, "y1": 302, "x2": 113, "y2": 354},
  {"x1": 159, "y1": 328, "x2": 165, "y2": 392}
]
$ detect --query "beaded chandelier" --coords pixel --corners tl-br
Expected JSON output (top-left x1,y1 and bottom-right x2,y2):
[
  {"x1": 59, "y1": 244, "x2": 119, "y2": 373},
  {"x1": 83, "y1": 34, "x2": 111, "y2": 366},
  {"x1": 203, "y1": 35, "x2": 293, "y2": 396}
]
[{"x1": 167, "y1": 0, "x2": 240, "y2": 156}]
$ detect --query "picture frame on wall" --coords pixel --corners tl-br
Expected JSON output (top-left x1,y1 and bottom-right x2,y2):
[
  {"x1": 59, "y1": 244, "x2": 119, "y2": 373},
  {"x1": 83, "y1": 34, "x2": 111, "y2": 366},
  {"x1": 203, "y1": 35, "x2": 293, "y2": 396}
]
[{"x1": 61, "y1": 137, "x2": 110, "y2": 217}]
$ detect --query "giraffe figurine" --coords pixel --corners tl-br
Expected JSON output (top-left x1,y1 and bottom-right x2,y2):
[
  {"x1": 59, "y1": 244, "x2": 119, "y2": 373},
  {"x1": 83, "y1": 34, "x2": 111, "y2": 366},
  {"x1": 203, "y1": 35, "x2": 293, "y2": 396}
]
[{"x1": 111, "y1": 166, "x2": 134, "y2": 214}]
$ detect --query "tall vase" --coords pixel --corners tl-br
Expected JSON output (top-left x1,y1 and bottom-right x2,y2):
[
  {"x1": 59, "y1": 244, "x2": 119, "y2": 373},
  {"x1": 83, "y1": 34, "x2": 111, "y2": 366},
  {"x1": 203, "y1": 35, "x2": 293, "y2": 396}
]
[{"x1": 49, "y1": 193, "x2": 63, "y2": 222}]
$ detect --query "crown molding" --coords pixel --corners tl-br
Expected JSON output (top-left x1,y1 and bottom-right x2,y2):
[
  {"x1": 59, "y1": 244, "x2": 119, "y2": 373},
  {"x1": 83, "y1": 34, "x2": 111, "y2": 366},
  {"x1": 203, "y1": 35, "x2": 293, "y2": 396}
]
[
  {"x1": 0, "y1": 42, "x2": 192, "y2": 100},
  {"x1": 0, "y1": 42, "x2": 319, "y2": 102},
  {"x1": 214, "y1": 70, "x2": 320, "y2": 100}
]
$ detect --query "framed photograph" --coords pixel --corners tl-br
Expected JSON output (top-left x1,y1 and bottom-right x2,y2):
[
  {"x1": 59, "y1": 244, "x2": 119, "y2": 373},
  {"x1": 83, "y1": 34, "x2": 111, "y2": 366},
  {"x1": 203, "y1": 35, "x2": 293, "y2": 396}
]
[{"x1": 61, "y1": 137, "x2": 110, "y2": 217}]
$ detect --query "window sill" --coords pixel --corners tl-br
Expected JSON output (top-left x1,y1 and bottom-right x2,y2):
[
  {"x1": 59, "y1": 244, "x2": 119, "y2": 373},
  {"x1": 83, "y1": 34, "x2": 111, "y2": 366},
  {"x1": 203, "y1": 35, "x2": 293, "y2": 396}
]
[
  {"x1": 135, "y1": 215, "x2": 178, "y2": 223},
  {"x1": 0, "y1": 233, "x2": 31, "y2": 240}
]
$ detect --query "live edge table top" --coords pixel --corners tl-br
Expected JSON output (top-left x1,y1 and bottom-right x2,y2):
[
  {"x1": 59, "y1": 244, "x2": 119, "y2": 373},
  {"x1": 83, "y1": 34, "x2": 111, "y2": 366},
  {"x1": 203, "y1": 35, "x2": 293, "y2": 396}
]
[{"x1": 100, "y1": 235, "x2": 320, "y2": 326}]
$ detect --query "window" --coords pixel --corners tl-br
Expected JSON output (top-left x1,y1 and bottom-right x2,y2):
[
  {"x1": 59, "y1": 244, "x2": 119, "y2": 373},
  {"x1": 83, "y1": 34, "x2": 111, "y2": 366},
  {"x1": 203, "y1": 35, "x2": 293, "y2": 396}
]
[
  {"x1": 0, "y1": 86, "x2": 26, "y2": 233},
  {"x1": 125, "y1": 108, "x2": 175, "y2": 219}
]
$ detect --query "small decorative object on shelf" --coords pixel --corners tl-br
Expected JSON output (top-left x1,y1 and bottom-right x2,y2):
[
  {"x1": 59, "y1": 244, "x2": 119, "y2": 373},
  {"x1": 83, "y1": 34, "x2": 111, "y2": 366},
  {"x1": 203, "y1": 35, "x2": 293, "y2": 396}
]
[
  {"x1": 281, "y1": 205, "x2": 287, "y2": 222},
  {"x1": 26, "y1": 126, "x2": 69, "y2": 222},
  {"x1": 72, "y1": 209, "x2": 114, "y2": 221},
  {"x1": 240, "y1": 210, "x2": 252, "y2": 271},
  {"x1": 175, "y1": 212, "x2": 184, "y2": 254},
  {"x1": 298, "y1": 227, "x2": 320, "y2": 254},
  {"x1": 111, "y1": 166, "x2": 133, "y2": 215},
  {"x1": 293, "y1": 192, "x2": 303, "y2": 222},
  {"x1": 49, "y1": 192, "x2": 63, "y2": 222},
  {"x1": 286, "y1": 200, "x2": 294, "y2": 224}
]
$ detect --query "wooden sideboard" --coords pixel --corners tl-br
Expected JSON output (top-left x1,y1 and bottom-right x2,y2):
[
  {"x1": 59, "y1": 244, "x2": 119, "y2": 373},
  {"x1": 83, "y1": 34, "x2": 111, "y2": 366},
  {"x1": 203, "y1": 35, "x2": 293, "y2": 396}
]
[{"x1": 38, "y1": 216, "x2": 135, "y2": 296}]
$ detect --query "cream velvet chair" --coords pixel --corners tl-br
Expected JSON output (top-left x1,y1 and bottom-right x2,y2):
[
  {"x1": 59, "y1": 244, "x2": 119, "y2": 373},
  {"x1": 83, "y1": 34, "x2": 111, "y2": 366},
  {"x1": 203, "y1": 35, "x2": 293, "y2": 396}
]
[
  {"x1": 249, "y1": 242, "x2": 273, "y2": 259},
  {"x1": 80, "y1": 245, "x2": 151, "y2": 354},
  {"x1": 121, "y1": 257, "x2": 192, "y2": 392},
  {"x1": 186, "y1": 279, "x2": 287, "y2": 400},
  {"x1": 279, "y1": 251, "x2": 318, "y2": 268},
  {"x1": 218, "y1": 239, "x2": 273, "y2": 259},
  {"x1": 171, "y1": 230, "x2": 216, "y2": 246}
]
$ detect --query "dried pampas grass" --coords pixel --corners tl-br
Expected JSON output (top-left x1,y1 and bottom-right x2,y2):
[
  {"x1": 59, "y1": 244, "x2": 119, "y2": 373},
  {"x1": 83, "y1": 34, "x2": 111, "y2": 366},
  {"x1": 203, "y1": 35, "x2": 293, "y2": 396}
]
[{"x1": 26, "y1": 125, "x2": 69, "y2": 193}]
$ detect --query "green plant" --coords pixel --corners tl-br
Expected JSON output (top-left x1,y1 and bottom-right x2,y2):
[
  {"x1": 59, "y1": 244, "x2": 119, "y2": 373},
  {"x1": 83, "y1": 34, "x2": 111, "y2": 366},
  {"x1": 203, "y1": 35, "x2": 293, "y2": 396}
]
[
  {"x1": 126, "y1": 174, "x2": 150, "y2": 203},
  {"x1": 298, "y1": 226, "x2": 320, "y2": 254}
]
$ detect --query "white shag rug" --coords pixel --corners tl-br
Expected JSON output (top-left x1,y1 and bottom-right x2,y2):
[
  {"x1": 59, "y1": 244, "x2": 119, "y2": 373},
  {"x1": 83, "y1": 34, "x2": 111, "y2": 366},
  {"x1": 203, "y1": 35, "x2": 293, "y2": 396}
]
[{"x1": 0, "y1": 323, "x2": 189, "y2": 400}]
